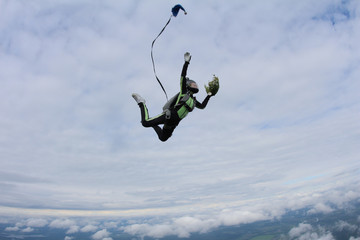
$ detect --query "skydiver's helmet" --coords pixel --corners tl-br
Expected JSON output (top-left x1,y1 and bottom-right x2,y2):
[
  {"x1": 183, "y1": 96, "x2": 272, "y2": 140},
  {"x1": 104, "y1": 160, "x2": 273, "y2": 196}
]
[{"x1": 186, "y1": 78, "x2": 199, "y2": 94}]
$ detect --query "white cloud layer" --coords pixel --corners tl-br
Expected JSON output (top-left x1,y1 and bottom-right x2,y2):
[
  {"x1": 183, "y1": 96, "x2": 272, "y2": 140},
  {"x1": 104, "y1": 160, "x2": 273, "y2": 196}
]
[{"x1": 2, "y1": 209, "x2": 359, "y2": 239}]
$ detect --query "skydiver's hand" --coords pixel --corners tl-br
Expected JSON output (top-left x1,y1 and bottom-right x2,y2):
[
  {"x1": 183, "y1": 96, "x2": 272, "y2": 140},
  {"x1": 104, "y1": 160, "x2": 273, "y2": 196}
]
[{"x1": 184, "y1": 52, "x2": 191, "y2": 63}]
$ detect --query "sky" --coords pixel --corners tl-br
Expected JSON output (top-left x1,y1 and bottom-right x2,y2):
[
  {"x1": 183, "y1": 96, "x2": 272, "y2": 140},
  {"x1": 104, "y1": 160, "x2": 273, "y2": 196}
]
[{"x1": 0, "y1": 0, "x2": 360, "y2": 239}]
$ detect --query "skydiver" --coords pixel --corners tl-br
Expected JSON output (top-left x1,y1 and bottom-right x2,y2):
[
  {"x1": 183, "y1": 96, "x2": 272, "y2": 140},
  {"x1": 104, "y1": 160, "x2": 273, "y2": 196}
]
[{"x1": 132, "y1": 52, "x2": 214, "y2": 142}]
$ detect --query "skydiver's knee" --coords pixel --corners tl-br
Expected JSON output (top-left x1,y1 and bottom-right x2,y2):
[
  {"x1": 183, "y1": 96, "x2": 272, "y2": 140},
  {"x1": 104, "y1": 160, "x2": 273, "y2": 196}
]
[
  {"x1": 159, "y1": 126, "x2": 174, "y2": 141},
  {"x1": 159, "y1": 135, "x2": 171, "y2": 142},
  {"x1": 141, "y1": 121, "x2": 152, "y2": 128}
]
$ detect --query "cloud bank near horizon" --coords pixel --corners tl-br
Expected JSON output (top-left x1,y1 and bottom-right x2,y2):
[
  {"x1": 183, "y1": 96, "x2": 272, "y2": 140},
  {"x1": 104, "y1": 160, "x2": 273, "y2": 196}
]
[{"x1": 2, "y1": 200, "x2": 360, "y2": 239}]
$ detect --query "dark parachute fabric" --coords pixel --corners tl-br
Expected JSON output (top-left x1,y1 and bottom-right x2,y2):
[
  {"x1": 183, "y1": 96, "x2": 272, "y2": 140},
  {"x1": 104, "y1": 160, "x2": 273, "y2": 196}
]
[{"x1": 172, "y1": 4, "x2": 186, "y2": 17}]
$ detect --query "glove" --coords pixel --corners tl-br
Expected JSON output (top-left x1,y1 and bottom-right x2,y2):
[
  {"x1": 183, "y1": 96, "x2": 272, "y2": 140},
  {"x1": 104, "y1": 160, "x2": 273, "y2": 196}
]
[{"x1": 184, "y1": 52, "x2": 191, "y2": 63}]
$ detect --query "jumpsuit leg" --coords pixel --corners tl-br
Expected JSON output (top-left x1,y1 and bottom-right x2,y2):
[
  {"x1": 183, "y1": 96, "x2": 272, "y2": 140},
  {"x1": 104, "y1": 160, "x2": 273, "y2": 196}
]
[
  {"x1": 138, "y1": 103, "x2": 178, "y2": 142},
  {"x1": 158, "y1": 124, "x2": 176, "y2": 142},
  {"x1": 138, "y1": 103, "x2": 166, "y2": 127}
]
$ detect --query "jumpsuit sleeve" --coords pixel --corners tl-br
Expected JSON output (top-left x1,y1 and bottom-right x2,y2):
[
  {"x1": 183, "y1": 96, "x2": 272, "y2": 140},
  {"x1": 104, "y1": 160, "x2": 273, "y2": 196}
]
[
  {"x1": 195, "y1": 95, "x2": 211, "y2": 109},
  {"x1": 180, "y1": 61, "x2": 189, "y2": 94}
]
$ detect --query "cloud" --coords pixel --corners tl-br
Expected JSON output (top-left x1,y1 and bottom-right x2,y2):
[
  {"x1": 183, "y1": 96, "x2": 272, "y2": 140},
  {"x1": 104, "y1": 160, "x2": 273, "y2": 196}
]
[
  {"x1": 4, "y1": 226, "x2": 19, "y2": 232},
  {"x1": 3, "y1": 219, "x2": 45, "y2": 233},
  {"x1": 122, "y1": 210, "x2": 272, "y2": 239},
  {"x1": 81, "y1": 224, "x2": 98, "y2": 232},
  {"x1": 288, "y1": 223, "x2": 335, "y2": 240},
  {"x1": 121, "y1": 185, "x2": 360, "y2": 239},
  {"x1": 122, "y1": 223, "x2": 173, "y2": 239},
  {"x1": 219, "y1": 210, "x2": 271, "y2": 226},
  {"x1": 92, "y1": 229, "x2": 111, "y2": 240},
  {"x1": 49, "y1": 219, "x2": 76, "y2": 229},
  {"x1": 333, "y1": 220, "x2": 359, "y2": 239},
  {"x1": 26, "y1": 218, "x2": 48, "y2": 227},
  {"x1": 49, "y1": 218, "x2": 79, "y2": 234},
  {"x1": 66, "y1": 225, "x2": 80, "y2": 234},
  {"x1": 335, "y1": 220, "x2": 358, "y2": 232},
  {"x1": 102, "y1": 221, "x2": 118, "y2": 229},
  {"x1": 288, "y1": 223, "x2": 313, "y2": 239},
  {"x1": 21, "y1": 227, "x2": 34, "y2": 233},
  {"x1": 308, "y1": 203, "x2": 334, "y2": 214},
  {"x1": 173, "y1": 216, "x2": 218, "y2": 237}
]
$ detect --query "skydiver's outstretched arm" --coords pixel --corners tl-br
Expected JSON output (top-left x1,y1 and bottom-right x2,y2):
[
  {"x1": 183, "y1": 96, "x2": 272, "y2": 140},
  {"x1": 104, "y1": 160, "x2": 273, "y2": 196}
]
[
  {"x1": 195, "y1": 94, "x2": 212, "y2": 109},
  {"x1": 181, "y1": 60, "x2": 189, "y2": 78},
  {"x1": 180, "y1": 52, "x2": 191, "y2": 94}
]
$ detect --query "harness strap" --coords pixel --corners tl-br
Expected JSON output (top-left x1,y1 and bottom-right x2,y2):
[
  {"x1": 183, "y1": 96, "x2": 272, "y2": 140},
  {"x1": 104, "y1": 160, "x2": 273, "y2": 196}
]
[
  {"x1": 183, "y1": 103, "x2": 193, "y2": 112},
  {"x1": 175, "y1": 94, "x2": 194, "y2": 112},
  {"x1": 175, "y1": 94, "x2": 190, "y2": 107}
]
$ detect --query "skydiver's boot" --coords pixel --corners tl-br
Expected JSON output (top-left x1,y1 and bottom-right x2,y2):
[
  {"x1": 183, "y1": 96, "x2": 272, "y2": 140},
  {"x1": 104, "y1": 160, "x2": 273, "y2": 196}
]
[{"x1": 132, "y1": 93, "x2": 146, "y2": 104}]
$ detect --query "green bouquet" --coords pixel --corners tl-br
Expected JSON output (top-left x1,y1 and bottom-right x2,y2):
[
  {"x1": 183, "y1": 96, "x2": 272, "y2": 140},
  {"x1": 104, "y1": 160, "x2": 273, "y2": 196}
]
[{"x1": 205, "y1": 75, "x2": 220, "y2": 96}]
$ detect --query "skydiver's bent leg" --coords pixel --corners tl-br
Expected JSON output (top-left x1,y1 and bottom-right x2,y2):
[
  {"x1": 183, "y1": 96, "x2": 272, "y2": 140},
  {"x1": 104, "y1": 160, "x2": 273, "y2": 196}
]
[
  {"x1": 133, "y1": 93, "x2": 180, "y2": 141},
  {"x1": 152, "y1": 124, "x2": 177, "y2": 142},
  {"x1": 138, "y1": 102, "x2": 166, "y2": 127},
  {"x1": 137, "y1": 103, "x2": 178, "y2": 142}
]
